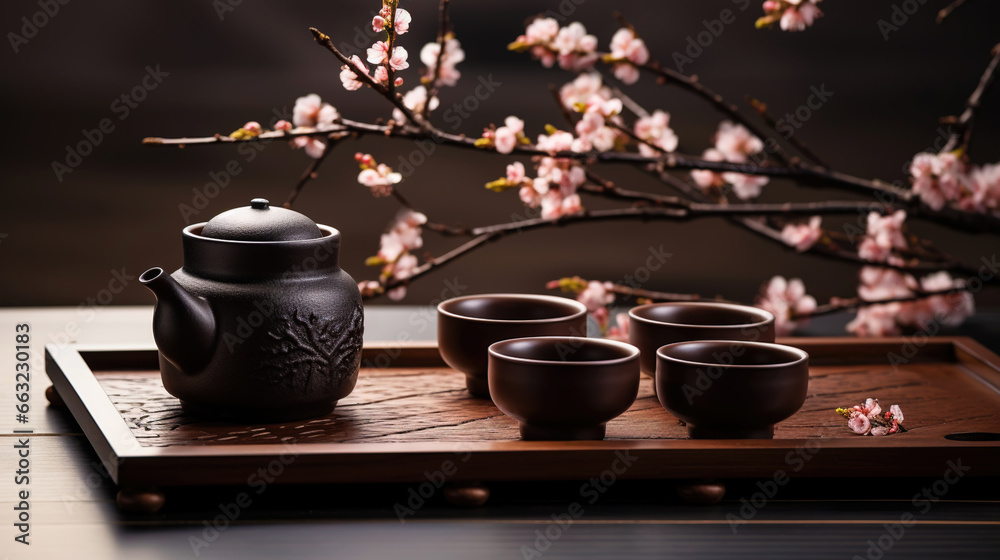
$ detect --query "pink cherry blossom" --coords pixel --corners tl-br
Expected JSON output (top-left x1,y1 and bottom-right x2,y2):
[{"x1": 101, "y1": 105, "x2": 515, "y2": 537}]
[
  {"x1": 559, "y1": 73, "x2": 605, "y2": 110},
  {"x1": 634, "y1": 110, "x2": 679, "y2": 156},
  {"x1": 536, "y1": 130, "x2": 575, "y2": 155},
  {"x1": 608, "y1": 28, "x2": 649, "y2": 84},
  {"x1": 723, "y1": 172, "x2": 769, "y2": 200},
  {"x1": 780, "y1": 7, "x2": 807, "y2": 31},
  {"x1": 755, "y1": 276, "x2": 817, "y2": 336},
  {"x1": 847, "y1": 304, "x2": 902, "y2": 337},
  {"x1": 561, "y1": 193, "x2": 582, "y2": 215},
  {"x1": 243, "y1": 121, "x2": 261, "y2": 134},
  {"x1": 848, "y1": 411, "x2": 871, "y2": 435},
  {"x1": 855, "y1": 397, "x2": 882, "y2": 418},
  {"x1": 506, "y1": 161, "x2": 526, "y2": 183},
  {"x1": 917, "y1": 271, "x2": 975, "y2": 328},
  {"x1": 374, "y1": 65, "x2": 389, "y2": 85},
  {"x1": 358, "y1": 163, "x2": 402, "y2": 197},
  {"x1": 393, "y1": 8, "x2": 411, "y2": 35},
  {"x1": 274, "y1": 119, "x2": 292, "y2": 132},
  {"x1": 358, "y1": 280, "x2": 382, "y2": 298},
  {"x1": 780, "y1": 216, "x2": 823, "y2": 252},
  {"x1": 420, "y1": 38, "x2": 465, "y2": 87},
  {"x1": 606, "y1": 313, "x2": 630, "y2": 342},
  {"x1": 292, "y1": 136, "x2": 327, "y2": 159},
  {"x1": 392, "y1": 86, "x2": 439, "y2": 123},
  {"x1": 372, "y1": 15, "x2": 387, "y2": 32},
  {"x1": 691, "y1": 149, "x2": 726, "y2": 190},
  {"x1": 525, "y1": 17, "x2": 560, "y2": 44},
  {"x1": 552, "y1": 22, "x2": 599, "y2": 71},
  {"x1": 378, "y1": 209, "x2": 426, "y2": 262},
  {"x1": 857, "y1": 266, "x2": 916, "y2": 302},
  {"x1": 389, "y1": 46, "x2": 409, "y2": 71},
  {"x1": 577, "y1": 280, "x2": 615, "y2": 313},
  {"x1": 714, "y1": 121, "x2": 764, "y2": 162},
  {"x1": 293, "y1": 94, "x2": 340, "y2": 128},
  {"x1": 519, "y1": 185, "x2": 540, "y2": 207},
  {"x1": 870, "y1": 425, "x2": 889, "y2": 437},
  {"x1": 387, "y1": 253, "x2": 418, "y2": 301},
  {"x1": 494, "y1": 116, "x2": 525, "y2": 154},
  {"x1": 857, "y1": 210, "x2": 907, "y2": 264},
  {"x1": 889, "y1": 404, "x2": 904, "y2": 424},
  {"x1": 367, "y1": 41, "x2": 390, "y2": 65},
  {"x1": 609, "y1": 28, "x2": 649, "y2": 65},
  {"x1": 340, "y1": 55, "x2": 368, "y2": 91}
]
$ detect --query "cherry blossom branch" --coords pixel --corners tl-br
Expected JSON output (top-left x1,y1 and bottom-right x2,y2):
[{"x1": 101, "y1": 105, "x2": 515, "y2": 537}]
[
  {"x1": 143, "y1": 118, "x2": 1000, "y2": 234},
  {"x1": 374, "y1": 232, "x2": 496, "y2": 298},
  {"x1": 424, "y1": 0, "x2": 452, "y2": 118},
  {"x1": 936, "y1": 0, "x2": 971, "y2": 24},
  {"x1": 282, "y1": 133, "x2": 343, "y2": 208},
  {"x1": 746, "y1": 95, "x2": 828, "y2": 168},
  {"x1": 648, "y1": 167, "x2": 988, "y2": 279},
  {"x1": 307, "y1": 26, "x2": 434, "y2": 134},
  {"x1": 577, "y1": 277, "x2": 976, "y2": 320},
  {"x1": 801, "y1": 286, "x2": 976, "y2": 319},
  {"x1": 608, "y1": 11, "x2": 792, "y2": 165},
  {"x1": 941, "y1": 42, "x2": 1000, "y2": 154}
]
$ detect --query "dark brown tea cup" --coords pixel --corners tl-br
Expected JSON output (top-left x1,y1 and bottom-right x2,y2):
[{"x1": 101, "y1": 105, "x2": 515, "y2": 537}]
[
  {"x1": 489, "y1": 336, "x2": 640, "y2": 440},
  {"x1": 437, "y1": 294, "x2": 588, "y2": 398},
  {"x1": 629, "y1": 302, "x2": 776, "y2": 378},
  {"x1": 656, "y1": 340, "x2": 809, "y2": 439}
]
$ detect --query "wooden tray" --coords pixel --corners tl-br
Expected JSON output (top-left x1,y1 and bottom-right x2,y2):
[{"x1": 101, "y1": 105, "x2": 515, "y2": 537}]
[{"x1": 45, "y1": 337, "x2": 1000, "y2": 509}]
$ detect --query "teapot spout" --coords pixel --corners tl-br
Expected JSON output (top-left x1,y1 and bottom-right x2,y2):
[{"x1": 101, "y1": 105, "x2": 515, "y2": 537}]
[{"x1": 140, "y1": 267, "x2": 216, "y2": 374}]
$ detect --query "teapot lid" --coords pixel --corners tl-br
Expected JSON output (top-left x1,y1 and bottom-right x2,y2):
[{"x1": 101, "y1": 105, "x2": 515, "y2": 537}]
[{"x1": 200, "y1": 198, "x2": 322, "y2": 241}]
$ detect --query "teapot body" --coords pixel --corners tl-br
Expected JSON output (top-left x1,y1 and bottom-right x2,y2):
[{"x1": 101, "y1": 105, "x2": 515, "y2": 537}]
[
  {"x1": 161, "y1": 263, "x2": 364, "y2": 421},
  {"x1": 143, "y1": 202, "x2": 365, "y2": 422}
]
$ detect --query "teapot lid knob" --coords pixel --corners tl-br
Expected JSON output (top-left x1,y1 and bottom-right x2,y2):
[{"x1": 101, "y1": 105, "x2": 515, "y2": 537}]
[{"x1": 250, "y1": 198, "x2": 270, "y2": 210}]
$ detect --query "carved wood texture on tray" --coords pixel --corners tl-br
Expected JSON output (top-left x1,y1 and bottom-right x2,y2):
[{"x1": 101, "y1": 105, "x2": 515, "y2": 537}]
[{"x1": 96, "y1": 363, "x2": 1000, "y2": 447}]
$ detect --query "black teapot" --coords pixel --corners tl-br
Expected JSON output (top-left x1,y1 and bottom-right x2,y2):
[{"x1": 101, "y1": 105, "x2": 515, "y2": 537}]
[{"x1": 140, "y1": 198, "x2": 364, "y2": 421}]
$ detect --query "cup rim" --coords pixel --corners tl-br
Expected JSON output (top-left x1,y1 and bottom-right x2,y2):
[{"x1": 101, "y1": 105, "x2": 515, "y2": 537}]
[
  {"x1": 489, "y1": 336, "x2": 639, "y2": 367},
  {"x1": 628, "y1": 301, "x2": 774, "y2": 330},
  {"x1": 438, "y1": 293, "x2": 588, "y2": 325},
  {"x1": 656, "y1": 340, "x2": 808, "y2": 370}
]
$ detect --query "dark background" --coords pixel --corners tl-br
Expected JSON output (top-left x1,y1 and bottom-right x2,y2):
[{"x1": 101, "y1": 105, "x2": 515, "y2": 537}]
[{"x1": 2, "y1": 0, "x2": 998, "y2": 309}]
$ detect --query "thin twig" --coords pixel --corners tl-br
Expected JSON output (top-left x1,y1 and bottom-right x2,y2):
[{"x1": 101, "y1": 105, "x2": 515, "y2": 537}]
[
  {"x1": 941, "y1": 43, "x2": 1000, "y2": 154},
  {"x1": 746, "y1": 95, "x2": 828, "y2": 168},
  {"x1": 801, "y1": 286, "x2": 975, "y2": 319},
  {"x1": 283, "y1": 133, "x2": 343, "y2": 208},
  {"x1": 424, "y1": 0, "x2": 452, "y2": 119},
  {"x1": 936, "y1": 0, "x2": 971, "y2": 24},
  {"x1": 308, "y1": 26, "x2": 434, "y2": 134}
]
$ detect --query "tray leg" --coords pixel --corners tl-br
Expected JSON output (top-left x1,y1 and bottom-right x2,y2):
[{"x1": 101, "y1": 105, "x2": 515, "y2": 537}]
[
  {"x1": 443, "y1": 482, "x2": 490, "y2": 507},
  {"x1": 675, "y1": 480, "x2": 726, "y2": 505},
  {"x1": 45, "y1": 385, "x2": 66, "y2": 408},
  {"x1": 117, "y1": 488, "x2": 166, "y2": 514}
]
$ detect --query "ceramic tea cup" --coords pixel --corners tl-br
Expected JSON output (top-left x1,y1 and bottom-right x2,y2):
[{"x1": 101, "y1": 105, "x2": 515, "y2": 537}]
[
  {"x1": 629, "y1": 302, "x2": 776, "y2": 378},
  {"x1": 488, "y1": 336, "x2": 640, "y2": 440},
  {"x1": 656, "y1": 340, "x2": 809, "y2": 439},
  {"x1": 437, "y1": 294, "x2": 588, "y2": 398}
]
